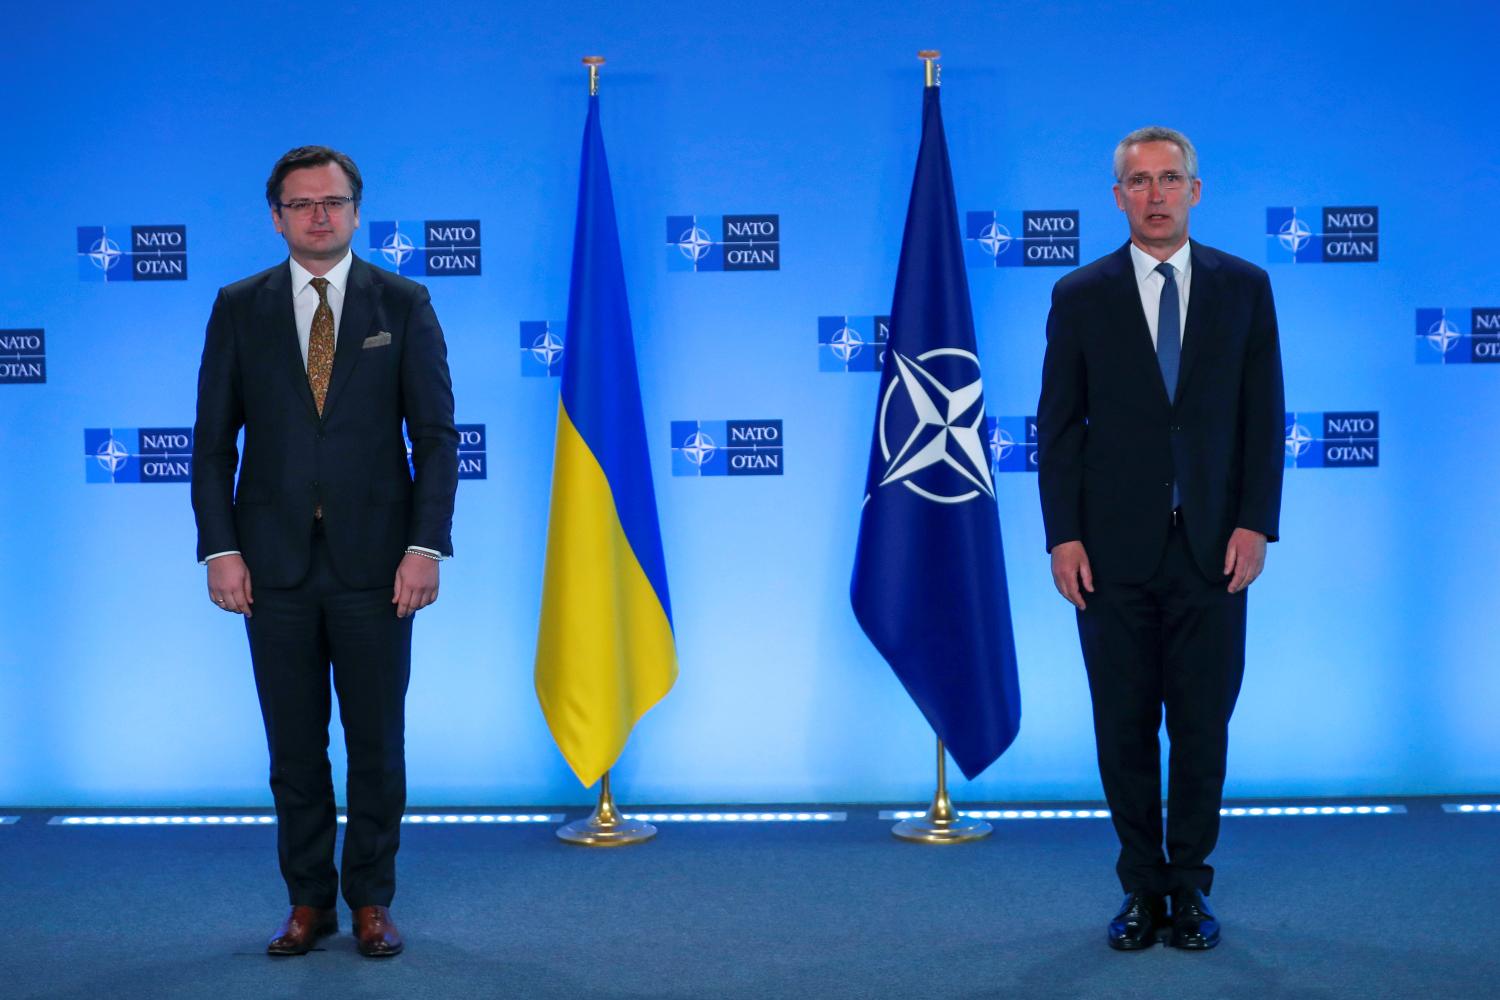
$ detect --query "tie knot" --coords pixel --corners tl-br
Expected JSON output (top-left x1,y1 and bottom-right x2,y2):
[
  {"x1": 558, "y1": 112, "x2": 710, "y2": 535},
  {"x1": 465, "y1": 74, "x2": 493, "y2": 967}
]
[
  {"x1": 310, "y1": 276, "x2": 330, "y2": 300},
  {"x1": 1156, "y1": 261, "x2": 1175, "y2": 283}
]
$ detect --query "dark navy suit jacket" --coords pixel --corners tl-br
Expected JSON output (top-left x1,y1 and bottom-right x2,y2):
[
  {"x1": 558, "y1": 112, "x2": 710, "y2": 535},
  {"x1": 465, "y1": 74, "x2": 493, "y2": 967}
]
[
  {"x1": 191, "y1": 255, "x2": 458, "y2": 589},
  {"x1": 1037, "y1": 240, "x2": 1284, "y2": 583}
]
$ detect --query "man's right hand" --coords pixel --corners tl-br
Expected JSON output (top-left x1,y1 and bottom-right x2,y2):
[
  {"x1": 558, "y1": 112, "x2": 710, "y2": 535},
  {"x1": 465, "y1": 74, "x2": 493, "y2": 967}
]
[
  {"x1": 207, "y1": 554, "x2": 253, "y2": 617},
  {"x1": 1050, "y1": 540, "x2": 1094, "y2": 611}
]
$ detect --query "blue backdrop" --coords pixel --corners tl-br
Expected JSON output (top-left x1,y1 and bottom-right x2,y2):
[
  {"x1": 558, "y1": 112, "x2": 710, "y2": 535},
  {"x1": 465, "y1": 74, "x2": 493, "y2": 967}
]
[{"x1": 2, "y1": 1, "x2": 1497, "y2": 806}]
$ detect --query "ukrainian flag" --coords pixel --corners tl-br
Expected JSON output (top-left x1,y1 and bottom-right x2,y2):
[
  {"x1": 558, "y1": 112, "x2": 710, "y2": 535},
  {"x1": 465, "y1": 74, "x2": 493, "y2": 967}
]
[{"x1": 535, "y1": 93, "x2": 677, "y2": 788}]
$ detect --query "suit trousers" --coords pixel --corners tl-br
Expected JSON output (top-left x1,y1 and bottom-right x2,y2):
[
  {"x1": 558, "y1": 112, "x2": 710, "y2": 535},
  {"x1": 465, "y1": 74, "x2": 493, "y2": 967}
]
[
  {"x1": 1075, "y1": 516, "x2": 1246, "y2": 896},
  {"x1": 244, "y1": 522, "x2": 412, "y2": 909}
]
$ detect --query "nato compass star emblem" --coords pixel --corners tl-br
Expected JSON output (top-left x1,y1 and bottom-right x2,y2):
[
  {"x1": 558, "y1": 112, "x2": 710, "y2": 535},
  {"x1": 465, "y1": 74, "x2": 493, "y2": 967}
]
[
  {"x1": 680, "y1": 429, "x2": 717, "y2": 467},
  {"x1": 95, "y1": 436, "x2": 129, "y2": 474},
  {"x1": 1426, "y1": 317, "x2": 1461, "y2": 354},
  {"x1": 1278, "y1": 216, "x2": 1313, "y2": 253},
  {"x1": 380, "y1": 230, "x2": 416, "y2": 267},
  {"x1": 529, "y1": 328, "x2": 565, "y2": 368},
  {"x1": 1285, "y1": 421, "x2": 1314, "y2": 458},
  {"x1": 876, "y1": 348, "x2": 994, "y2": 504},
  {"x1": 830, "y1": 325, "x2": 864, "y2": 364},
  {"x1": 990, "y1": 423, "x2": 1015, "y2": 464},
  {"x1": 88, "y1": 235, "x2": 124, "y2": 272},
  {"x1": 675, "y1": 226, "x2": 714, "y2": 262},
  {"x1": 977, "y1": 221, "x2": 1013, "y2": 261}
]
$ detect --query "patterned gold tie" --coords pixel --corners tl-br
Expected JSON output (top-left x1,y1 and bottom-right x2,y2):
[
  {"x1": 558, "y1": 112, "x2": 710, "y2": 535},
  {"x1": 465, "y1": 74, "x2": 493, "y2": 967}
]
[{"x1": 307, "y1": 277, "x2": 335, "y2": 415}]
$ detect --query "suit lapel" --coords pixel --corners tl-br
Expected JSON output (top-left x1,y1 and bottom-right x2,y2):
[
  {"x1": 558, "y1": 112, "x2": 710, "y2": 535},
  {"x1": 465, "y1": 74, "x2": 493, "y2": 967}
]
[
  {"x1": 322, "y1": 256, "x2": 376, "y2": 419},
  {"x1": 1175, "y1": 241, "x2": 1219, "y2": 405},
  {"x1": 1103, "y1": 243, "x2": 1170, "y2": 409},
  {"x1": 259, "y1": 263, "x2": 319, "y2": 421}
]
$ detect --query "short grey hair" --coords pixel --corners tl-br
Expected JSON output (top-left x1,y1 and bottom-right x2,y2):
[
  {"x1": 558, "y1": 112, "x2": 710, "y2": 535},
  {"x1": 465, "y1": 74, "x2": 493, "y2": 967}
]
[{"x1": 1113, "y1": 126, "x2": 1198, "y2": 181}]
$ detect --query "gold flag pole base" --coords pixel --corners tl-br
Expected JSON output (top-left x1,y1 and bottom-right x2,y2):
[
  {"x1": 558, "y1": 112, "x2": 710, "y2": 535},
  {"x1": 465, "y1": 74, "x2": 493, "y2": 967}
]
[
  {"x1": 892, "y1": 737, "x2": 992, "y2": 844},
  {"x1": 557, "y1": 770, "x2": 657, "y2": 846}
]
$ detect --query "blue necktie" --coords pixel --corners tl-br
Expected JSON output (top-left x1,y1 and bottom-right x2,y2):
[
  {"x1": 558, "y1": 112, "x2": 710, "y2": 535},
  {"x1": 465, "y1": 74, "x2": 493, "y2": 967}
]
[
  {"x1": 1156, "y1": 261, "x2": 1180, "y2": 401},
  {"x1": 1156, "y1": 261, "x2": 1181, "y2": 509}
]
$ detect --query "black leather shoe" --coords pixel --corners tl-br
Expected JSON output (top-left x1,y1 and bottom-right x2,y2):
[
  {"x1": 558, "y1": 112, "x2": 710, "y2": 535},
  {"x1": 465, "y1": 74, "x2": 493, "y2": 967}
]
[
  {"x1": 1107, "y1": 890, "x2": 1166, "y2": 951},
  {"x1": 1169, "y1": 889, "x2": 1220, "y2": 950}
]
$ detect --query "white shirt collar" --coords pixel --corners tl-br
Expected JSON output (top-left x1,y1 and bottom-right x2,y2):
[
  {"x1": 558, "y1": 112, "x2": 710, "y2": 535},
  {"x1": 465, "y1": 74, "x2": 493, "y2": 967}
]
[
  {"x1": 1129, "y1": 240, "x2": 1193, "y2": 284},
  {"x1": 288, "y1": 250, "x2": 354, "y2": 296}
]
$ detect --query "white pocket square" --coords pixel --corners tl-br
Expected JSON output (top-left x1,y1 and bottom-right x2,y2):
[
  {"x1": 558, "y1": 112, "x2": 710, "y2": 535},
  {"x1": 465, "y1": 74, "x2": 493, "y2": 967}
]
[{"x1": 363, "y1": 331, "x2": 392, "y2": 349}]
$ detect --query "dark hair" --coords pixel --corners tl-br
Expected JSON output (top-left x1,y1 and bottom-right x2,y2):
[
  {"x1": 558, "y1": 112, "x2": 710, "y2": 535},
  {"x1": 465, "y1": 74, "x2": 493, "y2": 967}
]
[{"x1": 265, "y1": 146, "x2": 364, "y2": 207}]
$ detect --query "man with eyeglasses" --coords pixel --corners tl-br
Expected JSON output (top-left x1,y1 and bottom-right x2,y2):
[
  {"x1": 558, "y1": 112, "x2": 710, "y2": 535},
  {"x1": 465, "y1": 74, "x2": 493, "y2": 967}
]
[
  {"x1": 1037, "y1": 126, "x2": 1284, "y2": 952},
  {"x1": 191, "y1": 145, "x2": 457, "y2": 958}
]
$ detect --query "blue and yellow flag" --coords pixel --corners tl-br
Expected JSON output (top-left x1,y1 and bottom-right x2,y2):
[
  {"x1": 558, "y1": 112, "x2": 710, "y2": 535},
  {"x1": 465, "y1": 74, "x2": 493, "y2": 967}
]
[
  {"x1": 535, "y1": 94, "x2": 676, "y2": 788},
  {"x1": 850, "y1": 84, "x2": 1021, "y2": 780}
]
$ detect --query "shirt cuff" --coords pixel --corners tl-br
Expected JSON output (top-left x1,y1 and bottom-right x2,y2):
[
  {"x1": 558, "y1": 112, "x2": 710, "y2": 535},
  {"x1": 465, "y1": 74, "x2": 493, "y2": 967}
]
[
  {"x1": 201, "y1": 550, "x2": 241, "y2": 565},
  {"x1": 405, "y1": 546, "x2": 448, "y2": 561}
]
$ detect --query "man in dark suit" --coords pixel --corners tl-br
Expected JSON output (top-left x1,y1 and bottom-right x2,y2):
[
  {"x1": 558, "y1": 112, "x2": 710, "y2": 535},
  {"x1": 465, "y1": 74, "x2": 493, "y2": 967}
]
[
  {"x1": 191, "y1": 146, "x2": 457, "y2": 957},
  {"x1": 1037, "y1": 126, "x2": 1284, "y2": 951}
]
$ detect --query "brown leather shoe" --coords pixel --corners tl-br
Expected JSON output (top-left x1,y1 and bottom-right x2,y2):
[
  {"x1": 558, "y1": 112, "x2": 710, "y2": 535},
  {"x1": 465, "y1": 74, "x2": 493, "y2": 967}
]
[
  {"x1": 352, "y1": 905, "x2": 404, "y2": 957},
  {"x1": 266, "y1": 905, "x2": 337, "y2": 955}
]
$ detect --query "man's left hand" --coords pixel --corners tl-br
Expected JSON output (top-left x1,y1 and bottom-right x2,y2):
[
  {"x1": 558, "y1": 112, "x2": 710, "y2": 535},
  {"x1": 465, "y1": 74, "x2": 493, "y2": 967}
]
[
  {"x1": 1223, "y1": 528, "x2": 1267, "y2": 594},
  {"x1": 393, "y1": 554, "x2": 440, "y2": 618}
]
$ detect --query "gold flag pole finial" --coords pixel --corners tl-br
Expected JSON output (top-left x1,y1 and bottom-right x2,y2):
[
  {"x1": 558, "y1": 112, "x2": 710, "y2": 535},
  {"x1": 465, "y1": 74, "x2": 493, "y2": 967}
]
[
  {"x1": 918, "y1": 50, "x2": 941, "y2": 88},
  {"x1": 556, "y1": 769, "x2": 658, "y2": 846},
  {"x1": 583, "y1": 55, "x2": 605, "y2": 96},
  {"x1": 892, "y1": 737, "x2": 993, "y2": 843}
]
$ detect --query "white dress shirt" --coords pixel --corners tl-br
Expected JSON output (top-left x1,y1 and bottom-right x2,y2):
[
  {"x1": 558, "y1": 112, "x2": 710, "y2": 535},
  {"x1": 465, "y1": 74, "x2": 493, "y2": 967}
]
[
  {"x1": 289, "y1": 250, "x2": 353, "y2": 367},
  {"x1": 1129, "y1": 240, "x2": 1192, "y2": 349}
]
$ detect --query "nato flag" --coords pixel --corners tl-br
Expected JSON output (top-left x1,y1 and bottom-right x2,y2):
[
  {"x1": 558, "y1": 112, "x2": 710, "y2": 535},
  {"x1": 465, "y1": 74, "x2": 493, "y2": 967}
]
[{"x1": 851, "y1": 85, "x2": 1021, "y2": 780}]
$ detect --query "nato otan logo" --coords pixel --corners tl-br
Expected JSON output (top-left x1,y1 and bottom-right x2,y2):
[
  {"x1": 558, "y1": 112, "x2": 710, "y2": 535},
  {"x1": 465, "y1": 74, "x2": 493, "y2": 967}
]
[
  {"x1": 1284, "y1": 411, "x2": 1379, "y2": 468},
  {"x1": 818, "y1": 315, "x2": 888, "y2": 372},
  {"x1": 520, "y1": 321, "x2": 565, "y2": 377},
  {"x1": 671, "y1": 420, "x2": 783, "y2": 476},
  {"x1": 84, "y1": 428, "x2": 192, "y2": 483},
  {"x1": 77, "y1": 225, "x2": 187, "y2": 281},
  {"x1": 1266, "y1": 207, "x2": 1378, "y2": 263},
  {"x1": 875, "y1": 349, "x2": 993, "y2": 504},
  {"x1": 368, "y1": 220, "x2": 481, "y2": 276},
  {"x1": 1416, "y1": 307, "x2": 1500, "y2": 365},
  {"x1": 965, "y1": 210, "x2": 1079, "y2": 267},
  {"x1": 0, "y1": 329, "x2": 46, "y2": 384},
  {"x1": 666, "y1": 215, "x2": 780, "y2": 271},
  {"x1": 986, "y1": 416, "x2": 1037, "y2": 473},
  {"x1": 403, "y1": 424, "x2": 487, "y2": 479}
]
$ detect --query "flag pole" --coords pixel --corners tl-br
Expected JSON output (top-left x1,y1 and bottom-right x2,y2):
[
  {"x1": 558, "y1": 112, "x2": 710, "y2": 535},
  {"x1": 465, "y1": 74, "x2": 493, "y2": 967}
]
[
  {"x1": 549, "y1": 56, "x2": 658, "y2": 849},
  {"x1": 893, "y1": 737, "x2": 993, "y2": 843},
  {"x1": 557, "y1": 769, "x2": 657, "y2": 846},
  {"x1": 887, "y1": 52, "x2": 993, "y2": 845}
]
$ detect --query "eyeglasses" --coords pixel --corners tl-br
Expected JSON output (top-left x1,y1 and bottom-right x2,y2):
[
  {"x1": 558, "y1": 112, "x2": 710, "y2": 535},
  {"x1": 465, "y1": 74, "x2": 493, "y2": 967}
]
[
  {"x1": 277, "y1": 196, "x2": 357, "y2": 215},
  {"x1": 1122, "y1": 171, "x2": 1190, "y2": 193}
]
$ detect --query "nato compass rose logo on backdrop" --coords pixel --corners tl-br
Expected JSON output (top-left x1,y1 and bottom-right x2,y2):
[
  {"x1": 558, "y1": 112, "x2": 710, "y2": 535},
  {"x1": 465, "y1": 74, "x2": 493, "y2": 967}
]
[
  {"x1": 84, "y1": 428, "x2": 192, "y2": 483},
  {"x1": 519, "y1": 320, "x2": 566, "y2": 377},
  {"x1": 77, "y1": 225, "x2": 188, "y2": 281},
  {"x1": 1266, "y1": 207, "x2": 1379, "y2": 263},
  {"x1": 875, "y1": 349, "x2": 993, "y2": 503},
  {"x1": 666, "y1": 215, "x2": 780, "y2": 271},
  {"x1": 965, "y1": 211, "x2": 1079, "y2": 268},
  {"x1": 818, "y1": 315, "x2": 888, "y2": 372},
  {"x1": 1284, "y1": 411, "x2": 1379, "y2": 468},
  {"x1": 1415, "y1": 307, "x2": 1500, "y2": 365},
  {"x1": 367, "y1": 220, "x2": 481, "y2": 276},
  {"x1": 671, "y1": 420, "x2": 783, "y2": 476},
  {"x1": 0, "y1": 329, "x2": 46, "y2": 384},
  {"x1": 986, "y1": 415, "x2": 1038, "y2": 473}
]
